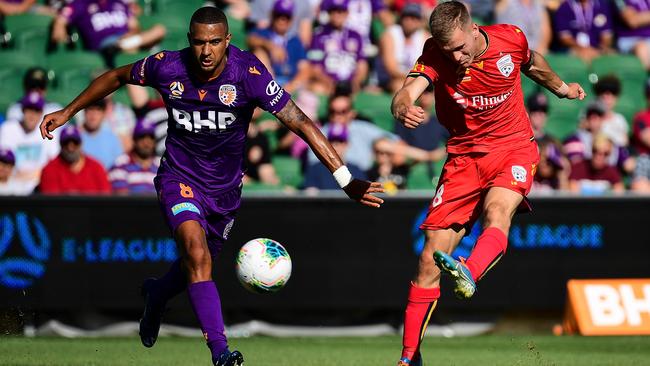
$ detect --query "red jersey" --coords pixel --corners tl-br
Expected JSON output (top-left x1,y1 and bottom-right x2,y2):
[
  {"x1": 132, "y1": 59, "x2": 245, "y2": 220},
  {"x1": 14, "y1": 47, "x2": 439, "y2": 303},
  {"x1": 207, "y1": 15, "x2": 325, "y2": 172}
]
[
  {"x1": 40, "y1": 155, "x2": 111, "y2": 194},
  {"x1": 408, "y1": 24, "x2": 534, "y2": 154}
]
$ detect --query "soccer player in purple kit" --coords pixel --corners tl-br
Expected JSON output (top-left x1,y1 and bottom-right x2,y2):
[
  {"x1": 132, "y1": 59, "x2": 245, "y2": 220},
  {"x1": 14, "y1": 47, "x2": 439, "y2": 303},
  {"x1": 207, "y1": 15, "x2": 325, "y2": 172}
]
[{"x1": 39, "y1": 6, "x2": 384, "y2": 366}]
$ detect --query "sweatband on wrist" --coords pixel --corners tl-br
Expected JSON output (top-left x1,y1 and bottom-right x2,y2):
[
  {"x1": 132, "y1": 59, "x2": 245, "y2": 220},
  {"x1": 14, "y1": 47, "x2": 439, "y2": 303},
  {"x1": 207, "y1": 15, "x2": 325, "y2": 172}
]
[
  {"x1": 556, "y1": 82, "x2": 569, "y2": 97},
  {"x1": 333, "y1": 166, "x2": 353, "y2": 188}
]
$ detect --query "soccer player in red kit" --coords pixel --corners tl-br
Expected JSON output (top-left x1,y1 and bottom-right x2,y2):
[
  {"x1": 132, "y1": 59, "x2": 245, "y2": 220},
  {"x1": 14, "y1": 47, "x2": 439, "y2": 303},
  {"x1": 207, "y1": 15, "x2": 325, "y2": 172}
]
[{"x1": 391, "y1": 2, "x2": 585, "y2": 365}]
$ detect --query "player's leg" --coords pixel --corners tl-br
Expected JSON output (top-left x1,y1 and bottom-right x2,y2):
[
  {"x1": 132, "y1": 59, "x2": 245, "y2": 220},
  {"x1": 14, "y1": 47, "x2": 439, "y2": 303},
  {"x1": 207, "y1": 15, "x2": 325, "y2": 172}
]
[
  {"x1": 463, "y1": 187, "x2": 521, "y2": 282},
  {"x1": 400, "y1": 227, "x2": 466, "y2": 365},
  {"x1": 464, "y1": 143, "x2": 539, "y2": 283},
  {"x1": 175, "y1": 220, "x2": 233, "y2": 363}
]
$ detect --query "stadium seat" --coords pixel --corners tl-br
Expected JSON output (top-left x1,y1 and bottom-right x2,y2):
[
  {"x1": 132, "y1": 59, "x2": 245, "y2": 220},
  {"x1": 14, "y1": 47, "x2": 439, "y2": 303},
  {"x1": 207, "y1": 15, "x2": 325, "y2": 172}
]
[
  {"x1": 406, "y1": 161, "x2": 444, "y2": 190},
  {"x1": 353, "y1": 91, "x2": 395, "y2": 131},
  {"x1": 543, "y1": 53, "x2": 590, "y2": 88},
  {"x1": 544, "y1": 94, "x2": 587, "y2": 140},
  {"x1": 590, "y1": 54, "x2": 646, "y2": 110},
  {"x1": 46, "y1": 52, "x2": 105, "y2": 92},
  {"x1": 272, "y1": 156, "x2": 302, "y2": 188},
  {"x1": 229, "y1": 17, "x2": 247, "y2": 50},
  {"x1": 242, "y1": 181, "x2": 284, "y2": 192},
  {"x1": 155, "y1": 0, "x2": 204, "y2": 20}
]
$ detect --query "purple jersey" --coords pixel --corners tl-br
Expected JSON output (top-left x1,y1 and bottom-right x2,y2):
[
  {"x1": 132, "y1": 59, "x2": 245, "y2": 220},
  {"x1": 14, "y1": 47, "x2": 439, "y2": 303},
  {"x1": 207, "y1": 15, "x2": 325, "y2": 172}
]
[
  {"x1": 61, "y1": 0, "x2": 131, "y2": 50},
  {"x1": 614, "y1": 0, "x2": 650, "y2": 38},
  {"x1": 128, "y1": 46, "x2": 291, "y2": 195},
  {"x1": 307, "y1": 25, "x2": 364, "y2": 82},
  {"x1": 554, "y1": 0, "x2": 612, "y2": 48},
  {"x1": 108, "y1": 153, "x2": 159, "y2": 194}
]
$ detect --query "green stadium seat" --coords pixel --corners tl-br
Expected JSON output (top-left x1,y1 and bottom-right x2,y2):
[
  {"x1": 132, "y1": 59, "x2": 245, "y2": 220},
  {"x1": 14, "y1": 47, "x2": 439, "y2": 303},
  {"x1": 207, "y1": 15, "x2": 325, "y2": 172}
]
[
  {"x1": 13, "y1": 28, "x2": 49, "y2": 58},
  {"x1": 590, "y1": 54, "x2": 646, "y2": 109},
  {"x1": 229, "y1": 17, "x2": 247, "y2": 50},
  {"x1": 46, "y1": 52, "x2": 105, "y2": 92},
  {"x1": 353, "y1": 91, "x2": 395, "y2": 131},
  {"x1": 156, "y1": 0, "x2": 204, "y2": 20},
  {"x1": 406, "y1": 161, "x2": 444, "y2": 190},
  {"x1": 544, "y1": 95, "x2": 588, "y2": 140},
  {"x1": 543, "y1": 53, "x2": 590, "y2": 88},
  {"x1": 272, "y1": 156, "x2": 302, "y2": 188},
  {"x1": 4, "y1": 13, "x2": 53, "y2": 33},
  {"x1": 242, "y1": 181, "x2": 284, "y2": 192}
]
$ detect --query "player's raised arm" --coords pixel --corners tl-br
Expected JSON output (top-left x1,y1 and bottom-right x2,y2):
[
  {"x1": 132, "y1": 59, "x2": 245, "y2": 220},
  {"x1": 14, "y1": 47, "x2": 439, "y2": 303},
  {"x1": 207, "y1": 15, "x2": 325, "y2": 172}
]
[
  {"x1": 39, "y1": 64, "x2": 134, "y2": 140},
  {"x1": 275, "y1": 100, "x2": 384, "y2": 208},
  {"x1": 522, "y1": 50, "x2": 586, "y2": 100},
  {"x1": 391, "y1": 75, "x2": 430, "y2": 129}
]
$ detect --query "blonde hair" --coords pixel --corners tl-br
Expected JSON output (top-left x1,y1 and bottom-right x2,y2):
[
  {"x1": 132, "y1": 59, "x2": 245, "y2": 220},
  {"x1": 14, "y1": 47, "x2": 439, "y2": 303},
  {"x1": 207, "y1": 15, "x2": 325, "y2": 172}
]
[{"x1": 429, "y1": 1, "x2": 471, "y2": 44}]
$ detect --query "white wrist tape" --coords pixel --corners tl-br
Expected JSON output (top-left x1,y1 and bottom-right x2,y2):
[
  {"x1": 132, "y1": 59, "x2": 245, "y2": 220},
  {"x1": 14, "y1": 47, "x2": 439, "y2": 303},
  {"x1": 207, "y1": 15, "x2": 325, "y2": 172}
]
[
  {"x1": 333, "y1": 165, "x2": 353, "y2": 188},
  {"x1": 556, "y1": 82, "x2": 569, "y2": 97}
]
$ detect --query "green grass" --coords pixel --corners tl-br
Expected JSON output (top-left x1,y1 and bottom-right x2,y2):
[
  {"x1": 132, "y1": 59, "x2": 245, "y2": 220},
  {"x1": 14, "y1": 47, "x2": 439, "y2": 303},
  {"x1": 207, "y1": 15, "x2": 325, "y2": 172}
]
[{"x1": 1, "y1": 335, "x2": 649, "y2": 365}]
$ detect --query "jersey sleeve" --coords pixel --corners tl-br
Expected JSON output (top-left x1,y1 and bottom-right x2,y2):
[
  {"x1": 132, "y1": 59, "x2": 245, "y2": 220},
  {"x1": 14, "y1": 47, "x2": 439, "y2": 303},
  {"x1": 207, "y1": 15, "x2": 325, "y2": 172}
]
[
  {"x1": 243, "y1": 55, "x2": 292, "y2": 114},
  {"x1": 510, "y1": 25, "x2": 531, "y2": 65},
  {"x1": 128, "y1": 52, "x2": 164, "y2": 87},
  {"x1": 407, "y1": 38, "x2": 439, "y2": 85}
]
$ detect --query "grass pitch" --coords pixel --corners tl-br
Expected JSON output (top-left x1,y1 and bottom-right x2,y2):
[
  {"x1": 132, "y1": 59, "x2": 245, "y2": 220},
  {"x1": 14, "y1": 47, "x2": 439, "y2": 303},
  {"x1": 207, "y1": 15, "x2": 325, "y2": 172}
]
[{"x1": 1, "y1": 335, "x2": 649, "y2": 366}]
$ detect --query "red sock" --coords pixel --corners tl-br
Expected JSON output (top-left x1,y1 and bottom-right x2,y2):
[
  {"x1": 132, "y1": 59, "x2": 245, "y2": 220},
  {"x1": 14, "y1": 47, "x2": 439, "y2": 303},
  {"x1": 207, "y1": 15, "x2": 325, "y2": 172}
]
[
  {"x1": 401, "y1": 282, "x2": 440, "y2": 361},
  {"x1": 465, "y1": 227, "x2": 508, "y2": 281}
]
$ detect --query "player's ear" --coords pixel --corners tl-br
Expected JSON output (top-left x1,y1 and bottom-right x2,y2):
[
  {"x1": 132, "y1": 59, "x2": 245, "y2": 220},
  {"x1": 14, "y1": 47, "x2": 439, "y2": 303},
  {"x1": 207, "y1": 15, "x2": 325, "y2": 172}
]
[
  {"x1": 187, "y1": 32, "x2": 192, "y2": 46},
  {"x1": 226, "y1": 32, "x2": 232, "y2": 46},
  {"x1": 471, "y1": 23, "x2": 479, "y2": 38}
]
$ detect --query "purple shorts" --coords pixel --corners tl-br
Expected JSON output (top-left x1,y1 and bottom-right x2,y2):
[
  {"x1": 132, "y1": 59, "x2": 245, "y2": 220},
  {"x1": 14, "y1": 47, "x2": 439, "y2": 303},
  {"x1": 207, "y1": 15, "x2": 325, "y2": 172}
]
[{"x1": 154, "y1": 174, "x2": 241, "y2": 257}]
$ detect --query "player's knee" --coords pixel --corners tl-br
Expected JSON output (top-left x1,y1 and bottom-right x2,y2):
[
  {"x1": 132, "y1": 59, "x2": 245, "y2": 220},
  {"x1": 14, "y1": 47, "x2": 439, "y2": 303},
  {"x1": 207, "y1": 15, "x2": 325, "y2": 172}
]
[
  {"x1": 483, "y1": 202, "x2": 511, "y2": 230},
  {"x1": 183, "y1": 239, "x2": 211, "y2": 270}
]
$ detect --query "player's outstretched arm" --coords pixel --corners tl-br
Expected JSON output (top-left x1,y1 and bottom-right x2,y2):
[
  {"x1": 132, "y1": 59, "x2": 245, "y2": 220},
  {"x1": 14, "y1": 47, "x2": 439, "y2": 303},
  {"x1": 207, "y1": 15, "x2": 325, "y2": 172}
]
[
  {"x1": 275, "y1": 100, "x2": 384, "y2": 208},
  {"x1": 391, "y1": 76, "x2": 429, "y2": 129},
  {"x1": 40, "y1": 64, "x2": 134, "y2": 140},
  {"x1": 522, "y1": 50, "x2": 586, "y2": 100}
]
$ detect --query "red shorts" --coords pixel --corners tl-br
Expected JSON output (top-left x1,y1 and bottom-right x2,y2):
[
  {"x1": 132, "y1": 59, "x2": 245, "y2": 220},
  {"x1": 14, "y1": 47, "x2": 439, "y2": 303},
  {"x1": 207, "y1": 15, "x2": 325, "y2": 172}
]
[{"x1": 420, "y1": 142, "x2": 540, "y2": 231}]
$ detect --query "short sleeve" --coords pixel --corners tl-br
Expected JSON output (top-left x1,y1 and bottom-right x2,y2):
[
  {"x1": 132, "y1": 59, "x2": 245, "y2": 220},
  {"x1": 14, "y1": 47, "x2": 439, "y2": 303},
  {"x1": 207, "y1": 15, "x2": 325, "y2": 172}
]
[
  {"x1": 128, "y1": 52, "x2": 164, "y2": 87},
  {"x1": 407, "y1": 39, "x2": 439, "y2": 85},
  {"x1": 243, "y1": 55, "x2": 292, "y2": 114},
  {"x1": 511, "y1": 25, "x2": 531, "y2": 65}
]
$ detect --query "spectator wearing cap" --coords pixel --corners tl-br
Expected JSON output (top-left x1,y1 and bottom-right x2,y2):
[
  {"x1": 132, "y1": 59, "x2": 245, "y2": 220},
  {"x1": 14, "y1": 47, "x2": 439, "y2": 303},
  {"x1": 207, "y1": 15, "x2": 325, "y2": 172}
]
[
  {"x1": 40, "y1": 125, "x2": 110, "y2": 194},
  {"x1": 308, "y1": 0, "x2": 368, "y2": 94},
  {"x1": 303, "y1": 124, "x2": 366, "y2": 190},
  {"x1": 563, "y1": 100, "x2": 634, "y2": 174},
  {"x1": 248, "y1": 0, "x2": 316, "y2": 47},
  {"x1": 569, "y1": 134, "x2": 624, "y2": 194},
  {"x1": 553, "y1": 0, "x2": 614, "y2": 63},
  {"x1": 243, "y1": 121, "x2": 280, "y2": 186},
  {"x1": 378, "y1": 3, "x2": 429, "y2": 93},
  {"x1": 495, "y1": 0, "x2": 551, "y2": 54},
  {"x1": 593, "y1": 75, "x2": 629, "y2": 146},
  {"x1": 532, "y1": 138, "x2": 570, "y2": 193},
  {"x1": 6, "y1": 67, "x2": 63, "y2": 123},
  {"x1": 366, "y1": 137, "x2": 412, "y2": 194},
  {"x1": 0, "y1": 92, "x2": 59, "y2": 193},
  {"x1": 247, "y1": 0, "x2": 310, "y2": 93},
  {"x1": 612, "y1": 0, "x2": 650, "y2": 70},
  {"x1": 0, "y1": 148, "x2": 28, "y2": 195},
  {"x1": 630, "y1": 77, "x2": 650, "y2": 192},
  {"x1": 108, "y1": 118, "x2": 159, "y2": 194},
  {"x1": 51, "y1": 0, "x2": 166, "y2": 67},
  {"x1": 80, "y1": 98, "x2": 124, "y2": 169},
  {"x1": 526, "y1": 91, "x2": 558, "y2": 144}
]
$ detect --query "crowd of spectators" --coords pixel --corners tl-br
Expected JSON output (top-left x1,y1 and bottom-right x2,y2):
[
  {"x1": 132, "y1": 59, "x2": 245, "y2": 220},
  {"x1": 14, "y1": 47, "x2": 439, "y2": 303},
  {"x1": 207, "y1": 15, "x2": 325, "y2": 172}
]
[{"x1": 2, "y1": 0, "x2": 650, "y2": 196}]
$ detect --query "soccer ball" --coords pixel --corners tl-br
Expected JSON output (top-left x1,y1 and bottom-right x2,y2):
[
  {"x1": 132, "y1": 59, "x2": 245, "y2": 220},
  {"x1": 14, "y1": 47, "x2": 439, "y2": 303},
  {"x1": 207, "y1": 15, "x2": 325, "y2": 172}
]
[{"x1": 236, "y1": 238, "x2": 292, "y2": 294}]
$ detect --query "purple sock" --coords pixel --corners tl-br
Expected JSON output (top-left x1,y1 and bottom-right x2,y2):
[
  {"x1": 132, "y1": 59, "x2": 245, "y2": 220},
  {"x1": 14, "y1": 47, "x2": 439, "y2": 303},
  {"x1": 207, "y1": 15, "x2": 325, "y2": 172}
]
[
  {"x1": 150, "y1": 259, "x2": 186, "y2": 309},
  {"x1": 187, "y1": 281, "x2": 228, "y2": 359}
]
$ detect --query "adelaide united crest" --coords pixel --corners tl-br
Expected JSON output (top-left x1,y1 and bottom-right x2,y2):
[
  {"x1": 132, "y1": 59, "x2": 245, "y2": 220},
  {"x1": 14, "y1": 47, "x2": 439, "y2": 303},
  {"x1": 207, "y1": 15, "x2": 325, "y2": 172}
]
[{"x1": 218, "y1": 84, "x2": 237, "y2": 106}]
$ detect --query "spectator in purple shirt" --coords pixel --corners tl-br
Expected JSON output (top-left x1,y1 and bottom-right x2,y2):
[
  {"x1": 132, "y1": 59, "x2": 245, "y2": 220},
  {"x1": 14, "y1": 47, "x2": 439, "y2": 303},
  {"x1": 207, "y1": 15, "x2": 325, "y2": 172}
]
[
  {"x1": 612, "y1": 0, "x2": 650, "y2": 69},
  {"x1": 108, "y1": 118, "x2": 159, "y2": 195},
  {"x1": 308, "y1": 0, "x2": 368, "y2": 94},
  {"x1": 247, "y1": 0, "x2": 309, "y2": 93},
  {"x1": 51, "y1": 0, "x2": 166, "y2": 67},
  {"x1": 554, "y1": 0, "x2": 614, "y2": 63}
]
